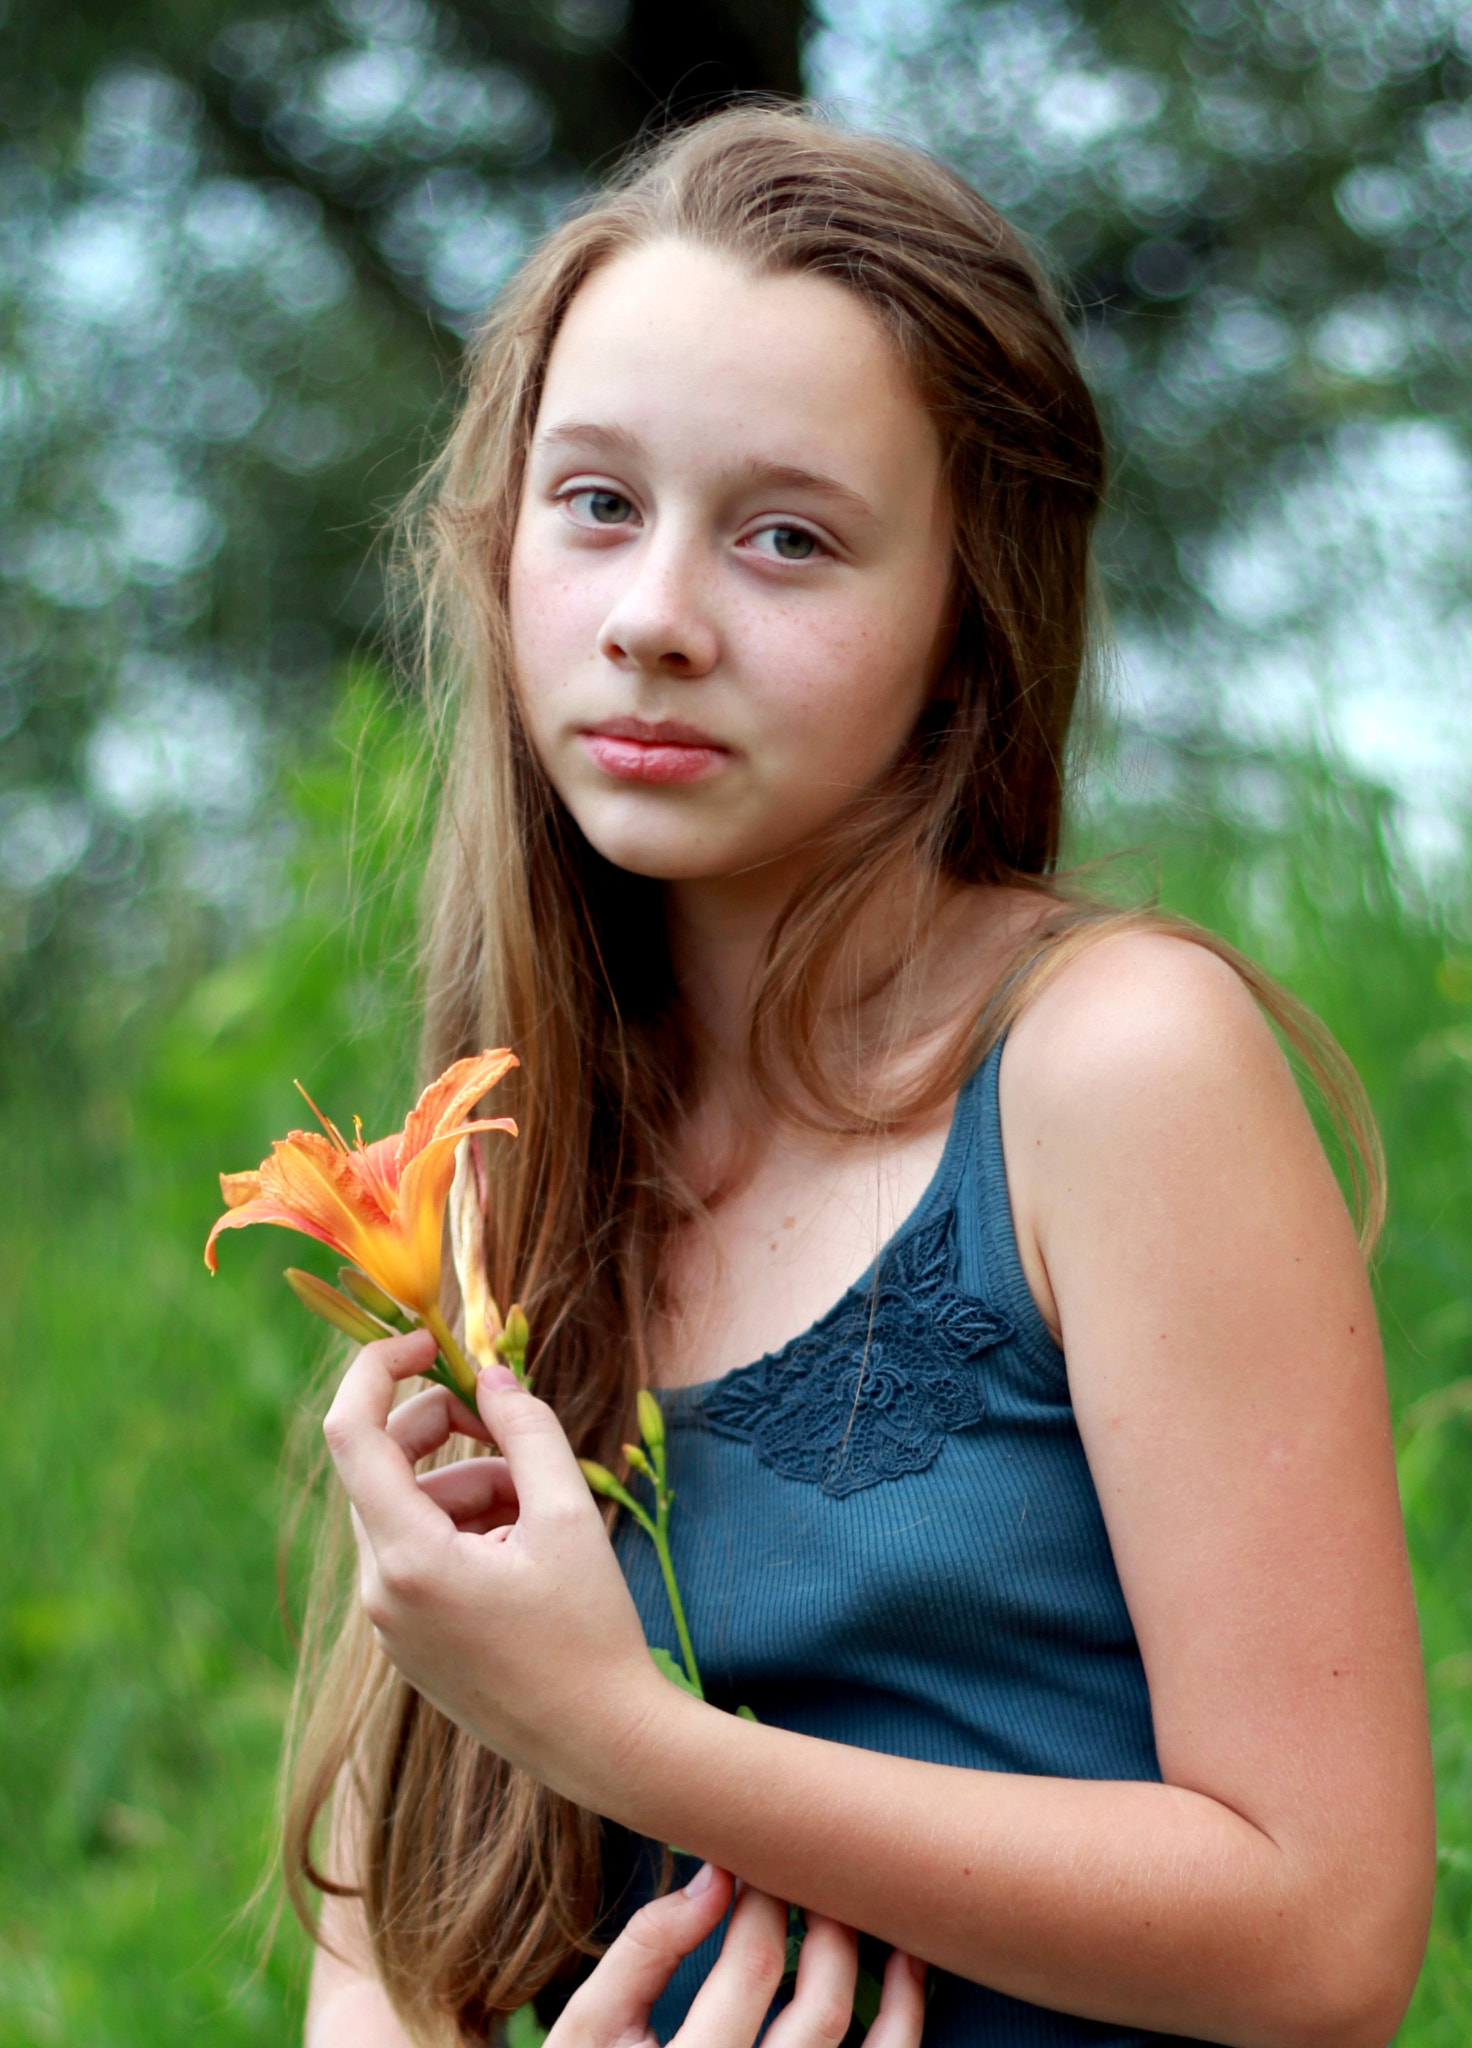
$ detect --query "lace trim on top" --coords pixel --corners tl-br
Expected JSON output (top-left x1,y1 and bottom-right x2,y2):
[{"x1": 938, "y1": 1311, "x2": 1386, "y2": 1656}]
[{"x1": 697, "y1": 1210, "x2": 1013, "y2": 1497}]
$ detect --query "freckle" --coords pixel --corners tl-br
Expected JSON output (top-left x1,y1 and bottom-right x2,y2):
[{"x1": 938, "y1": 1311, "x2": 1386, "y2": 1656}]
[{"x1": 782, "y1": 1216, "x2": 795, "y2": 1229}]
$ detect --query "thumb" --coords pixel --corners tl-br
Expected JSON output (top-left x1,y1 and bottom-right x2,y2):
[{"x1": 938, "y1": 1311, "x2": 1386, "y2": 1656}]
[
  {"x1": 474, "y1": 1366, "x2": 594, "y2": 1519},
  {"x1": 549, "y1": 1867, "x2": 733, "y2": 2048}
]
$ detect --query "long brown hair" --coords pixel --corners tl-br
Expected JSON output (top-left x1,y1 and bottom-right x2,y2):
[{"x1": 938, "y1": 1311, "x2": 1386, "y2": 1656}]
[{"x1": 281, "y1": 105, "x2": 1384, "y2": 2045}]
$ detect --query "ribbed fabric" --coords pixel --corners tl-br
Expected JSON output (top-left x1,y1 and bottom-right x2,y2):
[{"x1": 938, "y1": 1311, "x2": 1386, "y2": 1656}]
[{"x1": 605, "y1": 1041, "x2": 1203, "y2": 2047}]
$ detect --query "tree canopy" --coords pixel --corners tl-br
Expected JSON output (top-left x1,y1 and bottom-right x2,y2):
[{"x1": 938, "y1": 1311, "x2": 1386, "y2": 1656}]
[{"x1": 1, "y1": 0, "x2": 1468, "y2": 1057}]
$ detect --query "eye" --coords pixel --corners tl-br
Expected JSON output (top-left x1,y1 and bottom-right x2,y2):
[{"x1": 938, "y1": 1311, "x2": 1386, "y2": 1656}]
[
  {"x1": 565, "y1": 488, "x2": 637, "y2": 527},
  {"x1": 748, "y1": 524, "x2": 822, "y2": 562}
]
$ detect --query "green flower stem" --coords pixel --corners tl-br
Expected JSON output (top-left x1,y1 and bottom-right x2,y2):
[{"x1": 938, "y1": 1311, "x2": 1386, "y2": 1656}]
[
  {"x1": 422, "y1": 1303, "x2": 481, "y2": 1414},
  {"x1": 651, "y1": 1513, "x2": 702, "y2": 1701}
]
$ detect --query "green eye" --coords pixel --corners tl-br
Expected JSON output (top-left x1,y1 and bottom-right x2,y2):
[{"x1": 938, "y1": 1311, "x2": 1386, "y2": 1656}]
[
  {"x1": 762, "y1": 526, "x2": 817, "y2": 560},
  {"x1": 570, "y1": 489, "x2": 634, "y2": 525}
]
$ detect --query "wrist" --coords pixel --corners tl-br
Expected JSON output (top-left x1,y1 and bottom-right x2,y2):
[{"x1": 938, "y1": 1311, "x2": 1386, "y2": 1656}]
[{"x1": 555, "y1": 1661, "x2": 712, "y2": 1826}]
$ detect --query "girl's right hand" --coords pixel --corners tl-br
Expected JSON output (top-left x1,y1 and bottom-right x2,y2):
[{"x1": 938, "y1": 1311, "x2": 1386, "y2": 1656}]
[{"x1": 545, "y1": 1864, "x2": 927, "y2": 2048}]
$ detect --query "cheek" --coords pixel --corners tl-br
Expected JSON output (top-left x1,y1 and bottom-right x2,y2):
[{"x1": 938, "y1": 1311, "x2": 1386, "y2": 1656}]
[
  {"x1": 507, "y1": 541, "x2": 585, "y2": 722},
  {"x1": 759, "y1": 597, "x2": 937, "y2": 770}
]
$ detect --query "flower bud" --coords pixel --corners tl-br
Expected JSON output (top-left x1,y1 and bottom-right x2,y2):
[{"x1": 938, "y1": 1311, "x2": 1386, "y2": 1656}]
[
  {"x1": 338, "y1": 1266, "x2": 410, "y2": 1329},
  {"x1": 494, "y1": 1302, "x2": 531, "y2": 1383},
  {"x1": 286, "y1": 1269, "x2": 391, "y2": 1345},
  {"x1": 637, "y1": 1388, "x2": 665, "y2": 1455},
  {"x1": 623, "y1": 1443, "x2": 656, "y2": 1482},
  {"x1": 579, "y1": 1459, "x2": 638, "y2": 1516}
]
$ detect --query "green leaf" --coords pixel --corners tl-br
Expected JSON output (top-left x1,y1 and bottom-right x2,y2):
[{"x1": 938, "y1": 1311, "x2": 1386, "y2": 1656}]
[
  {"x1": 505, "y1": 2002, "x2": 547, "y2": 2048},
  {"x1": 649, "y1": 1646, "x2": 702, "y2": 1696},
  {"x1": 736, "y1": 1703, "x2": 758, "y2": 1721}
]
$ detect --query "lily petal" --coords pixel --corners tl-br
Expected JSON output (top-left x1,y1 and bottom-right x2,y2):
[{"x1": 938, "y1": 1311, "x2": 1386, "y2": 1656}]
[
  {"x1": 451, "y1": 1138, "x2": 502, "y2": 1370},
  {"x1": 399, "y1": 1051, "x2": 518, "y2": 1170},
  {"x1": 206, "y1": 1053, "x2": 521, "y2": 1322},
  {"x1": 394, "y1": 1116, "x2": 517, "y2": 1312}
]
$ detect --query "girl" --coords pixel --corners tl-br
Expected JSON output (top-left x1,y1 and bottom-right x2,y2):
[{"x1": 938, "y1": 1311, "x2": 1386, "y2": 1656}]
[{"x1": 291, "y1": 108, "x2": 1434, "y2": 2048}]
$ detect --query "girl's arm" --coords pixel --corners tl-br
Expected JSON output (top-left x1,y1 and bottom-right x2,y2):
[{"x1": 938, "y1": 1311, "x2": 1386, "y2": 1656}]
[{"x1": 327, "y1": 937, "x2": 1433, "y2": 2048}]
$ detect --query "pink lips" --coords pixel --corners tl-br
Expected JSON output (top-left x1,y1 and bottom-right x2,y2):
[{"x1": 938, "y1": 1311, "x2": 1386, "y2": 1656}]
[{"x1": 580, "y1": 719, "x2": 729, "y2": 785}]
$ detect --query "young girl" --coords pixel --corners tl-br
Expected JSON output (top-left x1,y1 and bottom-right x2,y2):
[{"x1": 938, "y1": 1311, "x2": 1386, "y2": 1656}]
[{"x1": 290, "y1": 108, "x2": 1434, "y2": 2048}]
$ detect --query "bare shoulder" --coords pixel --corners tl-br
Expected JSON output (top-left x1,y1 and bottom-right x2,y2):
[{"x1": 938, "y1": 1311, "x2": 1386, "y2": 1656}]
[
  {"x1": 1015, "y1": 925, "x2": 1277, "y2": 1081},
  {"x1": 1001, "y1": 925, "x2": 1297, "y2": 1135},
  {"x1": 994, "y1": 927, "x2": 1349, "y2": 1338}
]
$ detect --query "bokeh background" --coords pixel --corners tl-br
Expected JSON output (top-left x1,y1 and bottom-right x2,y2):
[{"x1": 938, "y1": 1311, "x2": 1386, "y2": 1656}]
[{"x1": 2, "y1": 0, "x2": 1471, "y2": 2039}]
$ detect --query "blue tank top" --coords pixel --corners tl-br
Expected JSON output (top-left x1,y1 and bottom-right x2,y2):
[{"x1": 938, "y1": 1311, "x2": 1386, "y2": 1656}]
[{"x1": 606, "y1": 1040, "x2": 1203, "y2": 2046}]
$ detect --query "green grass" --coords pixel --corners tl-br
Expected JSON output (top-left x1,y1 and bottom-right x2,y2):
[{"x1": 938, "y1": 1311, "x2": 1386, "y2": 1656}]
[{"x1": 0, "y1": 692, "x2": 1467, "y2": 2041}]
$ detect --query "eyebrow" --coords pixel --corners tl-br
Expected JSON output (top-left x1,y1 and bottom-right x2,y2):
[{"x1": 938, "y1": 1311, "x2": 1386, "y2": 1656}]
[
  {"x1": 536, "y1": 421, "x2": 641, "y2": 462},
  {"x1": 533, "y1": 421, "x2": 877, "y2": 523}
]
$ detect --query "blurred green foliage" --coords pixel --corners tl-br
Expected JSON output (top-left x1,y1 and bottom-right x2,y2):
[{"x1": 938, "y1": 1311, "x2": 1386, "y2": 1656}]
[
  {"x1": 0, "y1": 676, "x2": 427, "y2": 2043},
  {"x1": 0, "y1": 677, "x2": 1469, "y2": 2040}
]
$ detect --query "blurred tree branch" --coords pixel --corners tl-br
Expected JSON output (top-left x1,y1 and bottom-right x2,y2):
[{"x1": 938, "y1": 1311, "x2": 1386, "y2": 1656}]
[{"x1": 11, "y1": 0, "x2": 810, "y2": 337}]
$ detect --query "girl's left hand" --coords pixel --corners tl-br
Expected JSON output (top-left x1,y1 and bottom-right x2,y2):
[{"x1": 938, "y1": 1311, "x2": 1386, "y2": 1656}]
[
  {"x1": 322, "y1": 1327, "x2": 668, "y2": 1803},
  {"x1": 546, "y1": 1865, "x2": 929, "y2": 2048}
]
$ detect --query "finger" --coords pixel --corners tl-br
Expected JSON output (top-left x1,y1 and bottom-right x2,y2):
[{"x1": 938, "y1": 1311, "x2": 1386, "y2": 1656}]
[
  {"x1": 418, "y1": 1456, "x2": 519, "y2": 1532},
  {"x1": 763, "y1": 1915, "x2": 856, "y2": 2048},
  {"x1": 548, "y1": 1865, "x2": 734, "y2": 2048},
  {"x1": 475, "y1": 1368, "x2": 607, "y2": 1523},
  {"x1": 386, "y1": 1384, "x2": 494, "y2": 1465},
  {"x1": 859, "y1": 1948, "x2": 927, "y2": 2048},
  {"x1": 323, "y1": 1330, "x2": 456, "y2": 1552},
  {"x1": 670, "y1": 1884, "x2": 788, "y2": 2048}
]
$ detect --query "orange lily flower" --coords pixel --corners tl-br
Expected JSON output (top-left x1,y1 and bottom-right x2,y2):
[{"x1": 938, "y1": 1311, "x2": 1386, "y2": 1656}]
[{"x1": 205, "y1": 1051, "x2": 519, "y2": 1389}]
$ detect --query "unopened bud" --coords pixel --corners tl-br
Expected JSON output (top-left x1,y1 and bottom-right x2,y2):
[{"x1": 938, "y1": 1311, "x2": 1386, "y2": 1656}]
[
  {"x1": 494, "y1": 1302, "x2": 531, "y2": 1383},
  {"x1": 286, "y1": 1269, "x2": 390, "y2": 1345},
  {"x1": 579, "y1": 1459, "x2": 638, "y2": 1516},
  {"x1": 338, "y1": 1267, "x2": 410, "y2": 1329},
  {"x1": 636, "y1": 1388, "x2": 665, "y2": 1455}
]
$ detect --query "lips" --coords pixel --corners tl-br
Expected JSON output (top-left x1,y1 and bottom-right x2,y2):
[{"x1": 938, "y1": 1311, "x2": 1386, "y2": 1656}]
[
  {"x1": 586, "y1": 717, "x2": 724, "y2": 748},
  {"x1": 579, "y1": 717, "x2": 730, "y2": 786}
]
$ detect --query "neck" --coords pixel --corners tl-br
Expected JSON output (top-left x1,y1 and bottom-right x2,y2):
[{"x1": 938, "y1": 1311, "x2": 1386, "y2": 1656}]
[
  {"x1": 665, "y1": 846, "x2": 960, "y2": 1093},
  {"x1": 665, "y1": 850, "x2": 816, "y2": 1071}
]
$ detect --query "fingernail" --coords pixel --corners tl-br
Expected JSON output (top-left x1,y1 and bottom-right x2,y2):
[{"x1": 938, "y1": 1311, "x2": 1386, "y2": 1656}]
[
  {"x1": 908, "y1": 1955, "x2": 928, "y2": 1986},
  {"x1": 478, "y1": 1364, "x2": 521, "y2": 1391},
  {"x1": 683, "y1": 1861, "x2": 718, "y2": 1898}
]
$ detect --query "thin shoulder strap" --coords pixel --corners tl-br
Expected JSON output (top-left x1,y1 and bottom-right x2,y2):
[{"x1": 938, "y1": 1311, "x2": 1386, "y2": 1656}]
[{"x1": 957, "y1": 1035, "x2": 1064, "y2": 1371}]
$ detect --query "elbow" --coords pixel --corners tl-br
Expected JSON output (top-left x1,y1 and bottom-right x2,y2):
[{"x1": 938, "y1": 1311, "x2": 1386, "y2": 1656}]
[
  {"x1": 1282, "y1": 1979, "x2": 1417, "y2": 2048},
  {"x1": 1271, "y1": 1870, "x2": 1432, "y2": 2048}
]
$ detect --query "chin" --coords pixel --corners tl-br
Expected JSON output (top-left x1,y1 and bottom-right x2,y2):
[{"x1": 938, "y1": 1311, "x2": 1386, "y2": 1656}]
[
  {"x1": 580, "y1": 832, "x2": 735, "y2": 882},
  {"x1": 559, "y1": 789, "x2": 727, "y2": 881},
  {"x1": 565, "y1": 812, "x2": 747, "y2": 883}
]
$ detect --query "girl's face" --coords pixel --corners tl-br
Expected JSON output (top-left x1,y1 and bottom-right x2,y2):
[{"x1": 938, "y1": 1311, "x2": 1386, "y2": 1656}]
[{"x1": 508, "y1": 239, "x2": 952, "y2": 887}]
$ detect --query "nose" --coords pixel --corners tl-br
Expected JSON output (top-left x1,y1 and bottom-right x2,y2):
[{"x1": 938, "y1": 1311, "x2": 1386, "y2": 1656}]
[{"x1": 596, "y1": 532, "x2": 719, "y2": 680}]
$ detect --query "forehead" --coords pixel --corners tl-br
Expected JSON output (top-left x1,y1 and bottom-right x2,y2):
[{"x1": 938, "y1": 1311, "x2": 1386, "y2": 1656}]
[{"x1": 533, "y1": 238, "x2": 940, "y2": 487}]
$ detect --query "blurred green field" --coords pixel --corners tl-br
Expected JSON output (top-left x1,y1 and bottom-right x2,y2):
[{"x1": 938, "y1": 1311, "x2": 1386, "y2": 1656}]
[{"x1": 1, "y1": 683, "x2": 1468, "y2": 2045}]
